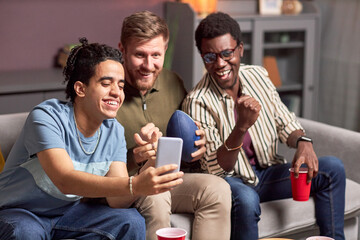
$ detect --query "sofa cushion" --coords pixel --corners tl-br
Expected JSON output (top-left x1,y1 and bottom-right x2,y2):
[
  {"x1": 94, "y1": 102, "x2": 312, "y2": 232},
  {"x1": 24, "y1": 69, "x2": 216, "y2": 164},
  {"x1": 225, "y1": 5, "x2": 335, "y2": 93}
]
[
  {"x1": 0, "y1": 112, "x2": 28, "y2": 160},
  {"x1": 170, "y1": 179, "x2": 360, "y2": 239},
  {"x1": 258, "y1": 179, "x2": 360, "y2": 237}
]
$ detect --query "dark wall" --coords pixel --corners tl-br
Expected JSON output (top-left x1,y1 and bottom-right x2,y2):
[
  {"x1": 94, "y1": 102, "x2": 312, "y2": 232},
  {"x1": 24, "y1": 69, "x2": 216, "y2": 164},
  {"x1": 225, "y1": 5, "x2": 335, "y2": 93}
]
[{"x1": 0, "y1": 0, "x2": 167, "y2": 71}]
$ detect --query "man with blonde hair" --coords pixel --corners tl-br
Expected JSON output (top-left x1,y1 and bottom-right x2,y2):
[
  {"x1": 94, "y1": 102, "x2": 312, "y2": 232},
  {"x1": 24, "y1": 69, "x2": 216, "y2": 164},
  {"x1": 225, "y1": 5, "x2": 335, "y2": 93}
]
[{"x1": 116, "y1": 11, "x2": 232, "y2": 240}]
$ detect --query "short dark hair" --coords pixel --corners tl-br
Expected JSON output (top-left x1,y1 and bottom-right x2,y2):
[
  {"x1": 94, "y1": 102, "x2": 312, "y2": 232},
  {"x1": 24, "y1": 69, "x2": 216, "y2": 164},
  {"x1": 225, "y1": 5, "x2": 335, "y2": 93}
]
[
  {"x1": 63, "y1": 37, "x2": 123, "y2": 103},
  {"x1": 195, "y1": 12, "x2": 242, "y2": 53}
]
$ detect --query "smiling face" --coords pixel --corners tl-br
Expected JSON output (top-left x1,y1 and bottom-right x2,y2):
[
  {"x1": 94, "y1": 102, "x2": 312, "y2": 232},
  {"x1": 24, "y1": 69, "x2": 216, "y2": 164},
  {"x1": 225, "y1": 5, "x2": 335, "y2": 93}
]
[
  {"x1": 120, "y1": 35, "x2": 167, "y2": 95},
  {"x1": 75, "y1": 60, "x2": 125, "y2": 122},
  {"x1": 201, "y1": 33, "x2": 243, "y2": 93}
]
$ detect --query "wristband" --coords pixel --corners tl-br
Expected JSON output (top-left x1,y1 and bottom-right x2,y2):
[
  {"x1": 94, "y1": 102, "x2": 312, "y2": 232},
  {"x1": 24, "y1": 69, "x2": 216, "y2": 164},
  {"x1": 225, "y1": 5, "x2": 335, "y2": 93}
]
[
  {"x1": 296, "y1": 136, "x2": 313, "y2": 148},
  {"x1": 129, "y1": 176, "x2": 134, "y2": 196},
  {"x1": 224, "y1": 140, "x2": 243, "y2": 151}
]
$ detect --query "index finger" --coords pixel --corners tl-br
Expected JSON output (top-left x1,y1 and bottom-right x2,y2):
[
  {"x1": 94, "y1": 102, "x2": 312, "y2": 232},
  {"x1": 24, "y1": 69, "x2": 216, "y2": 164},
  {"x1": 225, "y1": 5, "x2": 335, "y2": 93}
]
[
  {"x1": 190, "y1": 145, "x2": 206, "y2": 162},
  {"x1": 139, "y1": 123, "x2": 156, "y2": 141},
  {"x1": 134, "y1": 133, "x2": 147, "y2": 146},
  {"x1": 195, "y1": 129, "x2": 205, "y2": 145},
  {"x1": 194, "y1": 121, "x2": 201, "y2": 129},
  {"x1": 237, "y1": 95, "x2": 252, "y2": 104},
  {"x1": 292, "y1": 156, "x2": 305, "y2": 178}
]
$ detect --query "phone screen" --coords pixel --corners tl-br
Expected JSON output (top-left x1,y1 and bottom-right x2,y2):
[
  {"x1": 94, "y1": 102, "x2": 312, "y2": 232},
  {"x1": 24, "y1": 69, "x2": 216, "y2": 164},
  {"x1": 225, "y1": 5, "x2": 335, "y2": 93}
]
[{"x1": 155, "y1": 137, "x2": 183, "y2": 173}]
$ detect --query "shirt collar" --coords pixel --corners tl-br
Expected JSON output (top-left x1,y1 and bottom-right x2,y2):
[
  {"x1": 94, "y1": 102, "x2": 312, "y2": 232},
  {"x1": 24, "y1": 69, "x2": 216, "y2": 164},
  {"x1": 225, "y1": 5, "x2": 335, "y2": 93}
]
[{"x1": 207, "y1": 73, "x2": 244, "y2": 100}]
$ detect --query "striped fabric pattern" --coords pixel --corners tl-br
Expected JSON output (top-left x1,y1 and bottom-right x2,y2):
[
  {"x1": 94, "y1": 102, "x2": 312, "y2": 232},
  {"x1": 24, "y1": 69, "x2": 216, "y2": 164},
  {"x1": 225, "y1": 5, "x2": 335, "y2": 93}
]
[{"x1": 182, "y1": 65, "x2": 303, "y2": 186}]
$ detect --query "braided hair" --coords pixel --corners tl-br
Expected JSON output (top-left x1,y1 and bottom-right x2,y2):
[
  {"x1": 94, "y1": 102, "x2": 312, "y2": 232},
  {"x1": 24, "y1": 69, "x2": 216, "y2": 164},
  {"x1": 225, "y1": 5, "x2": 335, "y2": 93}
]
[{"x1": 63, "y1": 37, "x2": 122, "y2": 103}]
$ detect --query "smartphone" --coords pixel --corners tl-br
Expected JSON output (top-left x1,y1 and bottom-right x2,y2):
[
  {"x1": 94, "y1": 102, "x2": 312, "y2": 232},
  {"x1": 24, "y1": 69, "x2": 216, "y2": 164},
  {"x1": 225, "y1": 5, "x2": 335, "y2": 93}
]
[{"x1": 155, "y1": 137, "x2": 183, "y2": 173}]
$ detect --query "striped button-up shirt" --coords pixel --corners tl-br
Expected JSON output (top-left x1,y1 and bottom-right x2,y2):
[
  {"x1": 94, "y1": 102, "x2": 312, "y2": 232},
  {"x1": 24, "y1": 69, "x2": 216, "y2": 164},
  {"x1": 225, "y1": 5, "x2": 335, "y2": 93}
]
[{"x1": 182, "y1": 65, "x2": 303, "y2": 186}]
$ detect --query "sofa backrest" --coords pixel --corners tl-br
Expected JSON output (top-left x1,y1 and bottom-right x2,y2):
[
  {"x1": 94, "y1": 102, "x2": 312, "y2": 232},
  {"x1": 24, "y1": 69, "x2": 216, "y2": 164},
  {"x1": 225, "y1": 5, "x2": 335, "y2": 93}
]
[{"x1": 0, "y1": 112, "x2": 28, "y2": 160}]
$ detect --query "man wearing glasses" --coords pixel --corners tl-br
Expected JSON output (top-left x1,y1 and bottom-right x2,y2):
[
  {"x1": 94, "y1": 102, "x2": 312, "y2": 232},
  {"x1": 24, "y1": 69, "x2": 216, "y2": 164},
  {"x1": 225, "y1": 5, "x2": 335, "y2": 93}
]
[{"x1": 182, "y1": 12, "x2": 346, "y2": 240}]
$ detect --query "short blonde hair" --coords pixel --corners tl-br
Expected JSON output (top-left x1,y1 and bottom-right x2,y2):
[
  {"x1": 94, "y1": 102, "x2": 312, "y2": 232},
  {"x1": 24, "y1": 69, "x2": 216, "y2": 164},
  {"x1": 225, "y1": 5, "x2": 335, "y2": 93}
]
[{"x1": 121, "y1": 11, "x2": 169, "y2": 48}]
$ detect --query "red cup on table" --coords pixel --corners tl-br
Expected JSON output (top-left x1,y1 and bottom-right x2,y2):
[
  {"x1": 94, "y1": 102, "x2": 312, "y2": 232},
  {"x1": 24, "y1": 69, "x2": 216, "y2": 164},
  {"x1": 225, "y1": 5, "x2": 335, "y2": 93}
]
[
  {"x1": 306, "y1": 236, "x2": 335, "y2": 240},
  {"x1": 156, "y1": 227, "x2": 187, "y2": 240},
  {"x1": 289, "y1": 167, "x2": 311, "y2": 201}
]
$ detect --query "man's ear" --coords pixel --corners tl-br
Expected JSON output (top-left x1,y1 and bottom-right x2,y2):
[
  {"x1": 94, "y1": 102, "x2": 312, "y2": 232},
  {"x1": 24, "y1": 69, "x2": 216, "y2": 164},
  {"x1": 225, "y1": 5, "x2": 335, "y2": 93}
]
[
  {"x1": 74, "y1": 81, "x2": 86, "y2": 98},
  {"x1": 118, "y1": 42, "x2": 125, "y2": 54},
  {"x1": 238, "y1": 42, "x2": 244, "y2": 58}
]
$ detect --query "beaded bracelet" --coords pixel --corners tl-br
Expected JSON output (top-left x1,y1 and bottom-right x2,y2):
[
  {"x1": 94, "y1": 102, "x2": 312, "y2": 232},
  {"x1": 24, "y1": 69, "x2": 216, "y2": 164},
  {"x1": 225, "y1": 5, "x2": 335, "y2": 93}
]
[
  {"x1": 129, "y1": 176, "x2": 134, "y2": 196},
  {"x1": 224, "y1": 140, "x2": 243, "y2": 151}
]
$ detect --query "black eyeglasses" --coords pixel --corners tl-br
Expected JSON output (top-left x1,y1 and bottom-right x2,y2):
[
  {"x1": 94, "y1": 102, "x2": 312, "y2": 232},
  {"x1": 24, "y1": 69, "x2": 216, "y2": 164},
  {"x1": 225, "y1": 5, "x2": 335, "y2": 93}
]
[{"x1": 201, "y1": 46, "x2": 238, "y2": 64}]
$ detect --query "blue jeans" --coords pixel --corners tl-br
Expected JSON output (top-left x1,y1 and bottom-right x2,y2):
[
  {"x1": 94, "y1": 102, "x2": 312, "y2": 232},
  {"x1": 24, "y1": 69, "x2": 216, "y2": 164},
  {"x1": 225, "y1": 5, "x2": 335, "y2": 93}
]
[
  {"x1": 0, "y1": 202, "x2": 145, "y2": 240},
  {"x1": 225, "y1": 156, "x2": 346, "y2": 240}
]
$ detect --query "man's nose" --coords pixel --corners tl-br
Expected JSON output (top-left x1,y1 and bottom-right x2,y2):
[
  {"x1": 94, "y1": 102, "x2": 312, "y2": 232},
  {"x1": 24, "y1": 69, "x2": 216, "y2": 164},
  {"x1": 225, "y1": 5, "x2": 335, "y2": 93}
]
[
  {"x1": 215, "y1": 55, "x2": 227, "y2": 67},
  {"x1": 110, "y1": 84, "x2": 121, "y2": 96},
  {"x1": 142, "y1": 56, "x2": 154, "y2": 70}
]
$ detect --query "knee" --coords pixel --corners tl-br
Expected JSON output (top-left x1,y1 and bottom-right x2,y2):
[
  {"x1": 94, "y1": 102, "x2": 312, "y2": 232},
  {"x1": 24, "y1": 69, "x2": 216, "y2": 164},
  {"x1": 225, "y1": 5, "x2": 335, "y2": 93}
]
[
  {"x1": 115, "y1": 210, "x2": 146, "y2": 240},
  {"x1": 233, "y1": 188, "x2": 259, "y2": 210},
  {"x1": 196, "y1": 174, "x2": 232, "y2": 211},
  {"x1": 125, "y1": 210, "x2": 146, "y2": 230},
  {"x1": 0, "y1": 209, "x2": 49, "y2": 240},
  {"x1": 0, "y1": 218, "x2": 47, "y2": 240},
  {"x1": 135, "y1": 192, "x2": 171, "y2": 221},
  {"x1": 226, "y1": 180, "x2": 260, "y2": 215},
  {"x1": 319, "y1": 156, "x2": 346, "y2": 179}
]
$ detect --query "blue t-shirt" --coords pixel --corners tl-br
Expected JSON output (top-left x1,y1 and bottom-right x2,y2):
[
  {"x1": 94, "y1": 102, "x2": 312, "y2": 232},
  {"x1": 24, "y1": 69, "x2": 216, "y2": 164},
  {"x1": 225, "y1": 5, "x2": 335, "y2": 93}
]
[{"x1": 0, "y1": 99, "x2": 127, "y2": 216}]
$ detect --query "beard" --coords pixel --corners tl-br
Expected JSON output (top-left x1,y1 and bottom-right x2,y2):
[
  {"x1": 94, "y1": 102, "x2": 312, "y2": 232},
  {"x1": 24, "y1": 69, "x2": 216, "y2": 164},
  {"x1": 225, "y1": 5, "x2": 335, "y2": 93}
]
[
  {"x1": 123, "y1": 57, "x2": 162, "y2": 93},
  {"x1": 128, "y1": 69, "x2": 159, "y2": 93},
  {"x1": 135, "y1": 80, "x2": 154, "y2": 92}
]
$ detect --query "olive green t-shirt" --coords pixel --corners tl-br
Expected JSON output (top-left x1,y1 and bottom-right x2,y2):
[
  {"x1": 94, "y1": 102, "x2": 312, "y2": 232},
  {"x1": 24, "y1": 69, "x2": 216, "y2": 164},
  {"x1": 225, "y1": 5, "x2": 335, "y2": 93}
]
[{"x1": 116, "y1": 68, "x2": 187, "y2": 173}]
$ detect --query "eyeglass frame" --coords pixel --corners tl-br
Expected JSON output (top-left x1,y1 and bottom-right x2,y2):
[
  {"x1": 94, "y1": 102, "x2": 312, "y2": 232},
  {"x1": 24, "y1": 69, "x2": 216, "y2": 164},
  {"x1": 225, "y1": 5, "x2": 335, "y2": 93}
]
[{"x1": 201, "y1": 44, "x2": 240, "y2": 64}]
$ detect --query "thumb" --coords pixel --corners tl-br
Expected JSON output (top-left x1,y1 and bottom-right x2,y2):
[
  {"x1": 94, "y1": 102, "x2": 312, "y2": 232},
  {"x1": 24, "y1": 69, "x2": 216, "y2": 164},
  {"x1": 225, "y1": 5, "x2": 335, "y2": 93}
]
[{"x1": 134, "y1": 133, "x2": 147, "y2": 146}]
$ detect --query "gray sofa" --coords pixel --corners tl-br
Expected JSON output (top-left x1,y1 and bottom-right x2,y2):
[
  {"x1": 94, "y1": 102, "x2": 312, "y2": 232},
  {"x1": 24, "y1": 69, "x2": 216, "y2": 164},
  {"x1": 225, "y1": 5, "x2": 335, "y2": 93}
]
[{"x1": 1, "y1": 112, "x2": 360, "y2": 240}]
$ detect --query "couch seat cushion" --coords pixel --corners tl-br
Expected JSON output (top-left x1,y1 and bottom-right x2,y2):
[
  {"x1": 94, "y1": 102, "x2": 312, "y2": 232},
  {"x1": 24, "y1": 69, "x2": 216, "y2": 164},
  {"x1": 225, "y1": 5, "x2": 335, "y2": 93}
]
[{"x1": 258, "y1": 179, "x2": 360, "y2": 237}]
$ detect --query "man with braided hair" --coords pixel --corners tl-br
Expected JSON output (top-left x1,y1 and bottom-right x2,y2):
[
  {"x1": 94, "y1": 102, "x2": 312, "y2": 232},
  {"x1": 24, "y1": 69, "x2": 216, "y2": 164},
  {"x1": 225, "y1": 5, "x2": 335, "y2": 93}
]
[{"x1": 0, "y1": 38, "x2": 183, "y2": 240}]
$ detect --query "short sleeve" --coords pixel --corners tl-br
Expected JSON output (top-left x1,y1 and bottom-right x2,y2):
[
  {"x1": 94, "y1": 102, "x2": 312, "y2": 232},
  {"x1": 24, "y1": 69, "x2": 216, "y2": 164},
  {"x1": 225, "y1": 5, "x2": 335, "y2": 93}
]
[
  {"x1": 24, "y1": 108, "x2": 65, "y2": 157},
  {"x1": 104, "y1": 120, "x2": 127, "y2": 164}
]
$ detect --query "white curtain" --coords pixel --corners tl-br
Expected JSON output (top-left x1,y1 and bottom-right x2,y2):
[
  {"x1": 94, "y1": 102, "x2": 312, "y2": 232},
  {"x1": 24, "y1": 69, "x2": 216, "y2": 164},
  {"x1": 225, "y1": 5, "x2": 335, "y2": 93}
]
[{"x1": 316, "y1": 0, "x2": 360, "y2": 131}]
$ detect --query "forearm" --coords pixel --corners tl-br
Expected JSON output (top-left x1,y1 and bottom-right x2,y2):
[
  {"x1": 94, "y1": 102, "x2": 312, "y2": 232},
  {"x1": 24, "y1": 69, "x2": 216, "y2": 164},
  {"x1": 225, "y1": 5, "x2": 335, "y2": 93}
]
[
  {"x1": 61, "y1": 171, "x2": 138, "y2": 208},
  {"x1": 37, "y1": 149, "x2": 138, "y2": 206},
  {"x1": 57, "y1": 170, "x2": 133, "y2": 198},
  {"x1": 217, "y1": 126, "x2": 246, "y2": 172},
  {"x1": 105, "y1": 173, "x2": 143, "y2": 208}
]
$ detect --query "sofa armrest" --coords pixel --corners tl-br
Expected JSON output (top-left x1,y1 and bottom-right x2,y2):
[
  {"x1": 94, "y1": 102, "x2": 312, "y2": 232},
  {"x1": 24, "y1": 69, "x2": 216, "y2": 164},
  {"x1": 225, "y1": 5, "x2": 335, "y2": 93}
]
[
  {"x1": 278, "y1": 117, "x2": 360, "y2": 183},
  {"x1": 0, "y1": 112, "x2": 29, "y2": 159}
]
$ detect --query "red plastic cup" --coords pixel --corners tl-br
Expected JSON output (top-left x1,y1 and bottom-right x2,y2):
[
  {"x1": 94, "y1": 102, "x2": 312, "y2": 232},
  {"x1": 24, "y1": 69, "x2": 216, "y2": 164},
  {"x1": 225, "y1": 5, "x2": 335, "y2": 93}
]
[
  {"x1": 156, "y1": 227, "x2": 187, "y2": 240},
  {"x1": 289, "y1": 167, "x2": 311, "y2": 201},
  {"x1": 306, "y1": 236, "x2": 335, "y2": 240}
]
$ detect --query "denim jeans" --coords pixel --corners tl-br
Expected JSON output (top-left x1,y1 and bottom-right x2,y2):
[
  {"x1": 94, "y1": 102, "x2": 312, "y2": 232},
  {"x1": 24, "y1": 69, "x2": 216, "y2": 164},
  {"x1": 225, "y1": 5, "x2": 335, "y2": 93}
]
[
  {"x1": 225, "y1": 156, "x2": 346, "y2": 240},
  {"x1": 0, "y1": 202, "x2": 145, "y2": 240}
]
